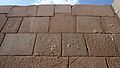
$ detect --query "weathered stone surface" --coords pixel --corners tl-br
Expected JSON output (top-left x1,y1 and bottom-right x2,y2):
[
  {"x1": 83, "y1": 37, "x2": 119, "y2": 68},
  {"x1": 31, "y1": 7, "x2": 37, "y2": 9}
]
[
  {"x1": 8, "y1": 6, "x2": 36, "y2": 17},
  {"x1": 2, "y1": 18, "x2": 22, "y2": 33},
  {"x1": 112, "y1": 0, "x2": 120, "y2": 13},
  {"x1": 107, "y1": 57, "x2": 120, "y2": 68},
  {"x1": 72, "y1": 5, "x2": 114, "y2": 16},
  {"x1": 77, "y1": 16, "x2": 103, "y2": 33},
  {"x1": 118, "y1": 12, "x2": 120, "y2": 18},
  {"x1": 50, "y1": 13, "x2": 75, "y2": 32},
  {"x1": 0, "y1": 34, "x2": 36, "y2": 55},
  {"x1": 36, "y1": 5, "x2": 54, "y2": 16},
  {"x1": 3, "y1": 56, "x2": 68, "y2": 68},
  {"x1": 0, "y1": 14, "x2": 7, "y2": 31},
  {"x1": 84, "y1": 34, "x2": 118, "y2": 56},
  {"x1": 0, "y1": 34, "x2": 5, "y2": 46},
  {"x1": 0, "y1": 56, "x2": 7, "y2": 68},
  {"x1": 34, "y1": 34, "x2": 61, "y2": 56},
  {"x1": 19, "y1": 17, "x2": 49, "y2": 33},
  {"x1": 102, "y1": 17, "x2": 120, "y2": 33},
  {"x1": 69, "y1": 57, "x2": 107, "y2": 68},
  {"x1": 55, "y1": 5, "x2": 71, "y2": 13},
  {"x1": 0, "y1": 6, "x2": 12, "y2": 13},
  {"x1": 62, "y1": 34, "x2": 87, "y2": 56}
]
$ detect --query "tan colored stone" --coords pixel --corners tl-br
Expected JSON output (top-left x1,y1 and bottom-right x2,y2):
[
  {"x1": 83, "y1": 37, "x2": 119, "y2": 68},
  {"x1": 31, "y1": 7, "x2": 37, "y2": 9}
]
[
  {"x1": 8, "y1": 6, "x2": 36, "y2": 17},
  {"x1": 84, "y1": 34, "x2": 118, "y2": 56},
  {"x1": 72, "y1": 5, "x2": 114, "y2": 16},
  {"x1": 112, "y1": 0, "x2": 120, "y2": 13},
  {"x1": 36, "y1": 5, "x2": 54, "y2": 16},
  {"x1": 0, "y1": 56, "x2": 7, "y2": 68},
  {"x1": 107, "y1": 57, "x2": 120, "y2": 68},
  {"x1": 77, "y1": 16, "x2": 103, "y2": 33},
  {"x1": 0, "y1": 34, "x2": 36, "y2": 55},
  {"x1": 0, "y1": 34, "x2": 5, "y2": 46},
  {"x1": 0, "y1": 14, "x2": 7, "y2": 31},
  {"x1": 19, "y1": 17, "x2": 49, "y2": 33},
  {"x1": 55, "y1": 5, "x2": 71, "y2": 13},
  {"x1": 34, "y1": 34, "x2": 61, "y2": 56},
  {"x1": 69, "y1": 57, "x2": 107, "y2": 68},
  {"x1": 3, "y1": 56, "x2": 68, "y2": 68},
  {"x1": 62, "y1": 34, "x2": 87, "y2": 56},
  {"x1": 0, "y1": 6, "x2": 12, "y2": 13},
  {"x1": 2, "y1": 18, "x2": 22, "y2": 33},
  {"x1": 102, "y1": 17, "x2": 120, "y2": 33},
  {"x1": 50, "y1": 13, "x2": 75, "y2": 32}
]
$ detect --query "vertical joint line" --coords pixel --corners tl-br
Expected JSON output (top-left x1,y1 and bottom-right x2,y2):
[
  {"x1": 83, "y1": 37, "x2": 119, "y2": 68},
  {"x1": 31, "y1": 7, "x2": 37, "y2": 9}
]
[
  {"x1": 32, "y1": 34, "x2": 38, "y2": 55},
  {"x1": 17, "y1": 18, "x2": 24, "y2": 33},
  {"x1": 83, "y1": 34, "x2": 89, "y2": 56}
]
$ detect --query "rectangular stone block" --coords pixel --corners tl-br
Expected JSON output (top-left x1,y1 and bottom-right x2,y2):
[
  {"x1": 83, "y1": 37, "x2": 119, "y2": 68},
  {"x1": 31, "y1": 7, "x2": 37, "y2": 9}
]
[
  {"x1": 50, "y1": 13, "x2": 75, "y2": 32},
  {"x1": 36, "y1": 5, "x2": 54, "y2": 16},
  {"x1": 55, "y1": 5, "x2": 71, "y2": 13},
  {"x1": 34, "y1": 34, "x2": 61, "y2": 56},
  {"x1": 0, "y1": 14, "x2": 7, "y2": 31},
  {"x1": 77, "y1": 16, "x2": 103, "y2": 33},
  {"x1": 62, "y1": 34, "x2": 87, "y2": 56},
  {"x1": 102, "y1": 17, "x2": 120, "y2": 33},
  {"x1": 0, "y1": 6, "x2": 12, "y2": 13},
  {"x1": 72, "y1": 5, "x2": 114, "y2": 16},
  {"x1": 112, "y1": 0, "x2": 120, "y2": 13},
  {"x1": 8, "y1": 6, "x2": 36, "y2": 17},
  {"x1": 69, "y1": 57, "x2": 107, "y2": 68},
  {"x1": 19, "y1": 17, "x2": 49, "y2": 33},
  {"x1": 84, "y1": 34, "x2": 118, "y2": 56},
  {"x1": 0, "y1": 34, "x2": 36, "y2": 55},
  {"x1": 2, "y1": 18, "x2": 22, "y2": 33},
  {"x1": 3, "y1": 56, "x2": 68, "y2": 68},
  {"x1": 107, "y1": 57, "x2": 120, "y2": 68}
]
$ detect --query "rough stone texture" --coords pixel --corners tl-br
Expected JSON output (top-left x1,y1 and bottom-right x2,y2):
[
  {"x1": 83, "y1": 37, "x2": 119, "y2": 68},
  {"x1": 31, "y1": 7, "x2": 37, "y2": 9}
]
[
  {"x1": 118, "y1": 12, "x2": 120, "y2": 18},
  {"x1": 0, "y1": 6, "x2": 12, "y2": 13},
  {"x1": 0, "y1": 56, "x2": 7, "y2": 68},
  {"x1": 34, "y1": 34, "x2": 61, "y2": 56},
  {"x1": 55, "y1": 5, "x2": 71, "y2": 13},
  {"x1": 3, "y1": 56, "x2": 68, "y2": 68},
  {"x1": 2, "y1": 18, "x2": 22, "y2": 33},
  {"x1": 107, "y1": 57, "x2": 120, "y2": 68},
  {"x1": 77, "y1": 16, "x2": 103, "y2": 33},
  {"x1": 62, "y1": 34, "x2": 87, "y2": 56},
  {"x1": 50, "y1": 13, "x2": 75, "y2": 32},
  {"x1": 69, "y1": 57, "x2": 107, "y2": 68},
  {"x1": 72, "y1": 5, "x2": 114, "y2": 16},
  {"x1": 0, "y1": 14, "x2": 7, "y2": 31},
  {"x1": 0, "y1": 34, "x2": 36, "y2": 55},
  {"x1": 8, "y1": 6, "x2": 36, "y2": 17},
  {"x1": 102, "y1": 17, "x2": 120, "y2": 33},
  {"x1": 19, "y1": 17, "x2": 49, "y2": 33},
  {"x1": 84, "y1": 34, "x2": 118, "y2": 56},
  {"x1": 36, "y1": 5, "x2": 54, "y2": 16},
  {"x1": 112, "y1": 0, "x2": 120, "y2": 13},
  {"x1": 0, "y1": 34, "x2": 5, "y2": 46},
  {"x1": 113, "y1": 34, "x2": 120, "y2": 55}
]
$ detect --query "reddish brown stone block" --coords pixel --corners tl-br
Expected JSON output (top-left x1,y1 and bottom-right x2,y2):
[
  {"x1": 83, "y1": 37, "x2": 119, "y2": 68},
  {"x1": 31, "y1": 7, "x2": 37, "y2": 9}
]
[
  {"x1": 102, "y1": 17, "x2": 120, "y2": 33},
  {"x1": 77, "y1": 16, "x2": 103, "y2": 33},
  {"x1": 0, "y1": 14, "x2": 7, "y2": 31},
  {"x1": 19, "y1": 17, "x2": 49, "y2": 33},
  {"x1": 62, "y1": 33, "x2": 87, "y2": 56},
  {"x1": 84, "y1": 34, "x2": 118, "y2": 56},
  {"x1": 0, "y1": 34, "x2": 36, "y2": 55},
  {"x1": 72, "y1": 5, "x2": 114, "y2": 16},
  {"x1": 69, "y1": 57, "x2": 107, "y2": 68},
  {"x1": 34, "y1": 34, "x2": 61, "y2": 56},
  {"x1": 107, "y1": 57, "x2": 120, "y2": 68},
  {"x1": 8, "y1": 6, "x2": 37, "y2": 17},
  {"x1": 36, "y1": 5, "x2": 54, "y2": 16},
  {"x1": 2, "y1": 18, "x2": 22, "y2": 33},
  {"x1": 0, "y1": 6, "x2": 12, "y2": 13},
  {"x1": 50, "y1": 13, "x2": 75, "y2": 32}
]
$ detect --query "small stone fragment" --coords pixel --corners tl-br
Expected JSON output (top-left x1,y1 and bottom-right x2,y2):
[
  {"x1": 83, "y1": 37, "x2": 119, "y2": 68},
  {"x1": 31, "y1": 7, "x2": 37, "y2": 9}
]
[
  {"x1": 33, "y1": 53, "x2": 39, "y2": 56},
  {"x1": 67, "y1": 44, "x2": 71, "y2": 47},
  {"x1": 93, "y1": 29, "x2": 99, "y2": 33},
  {"x1": 109, "y1": 24, "x2": 114, "y2": 27}
]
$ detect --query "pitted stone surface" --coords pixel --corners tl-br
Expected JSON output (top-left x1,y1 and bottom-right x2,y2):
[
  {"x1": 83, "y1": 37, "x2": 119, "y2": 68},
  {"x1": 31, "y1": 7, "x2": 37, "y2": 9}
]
[
  {"x1": 0, "y1": 34, "x2": 36, "y2": 55},
  {"x1": 69, "y1": 57, "x2": 107, "y2": 68},
  {"x1": 62, "y1": 34, "x2": 87, "y2": 56},
  {"x1": 84, "y1": 34, "x2": 118, "y2": 56},
  {"x1": 19, "y1": 17, "x2": 49, "y2": 33},
  {"x1": 34, "y1": 34, "x2": 61, "y2": 56}
]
